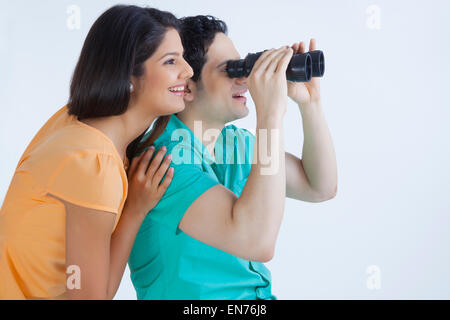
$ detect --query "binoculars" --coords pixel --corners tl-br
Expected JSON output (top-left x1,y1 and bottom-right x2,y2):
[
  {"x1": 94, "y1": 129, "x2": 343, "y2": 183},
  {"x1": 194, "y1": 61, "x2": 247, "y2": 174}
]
[{"x1": 226, "y1": 49, "x2": 325, "y2": 82}]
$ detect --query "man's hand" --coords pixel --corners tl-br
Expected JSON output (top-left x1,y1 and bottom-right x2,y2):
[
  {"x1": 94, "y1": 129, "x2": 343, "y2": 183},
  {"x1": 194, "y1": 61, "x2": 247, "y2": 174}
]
[
  {"x1": 247, "y1": 46, "x2": 294, "y2": 122},
  {"x1": 287, "y1": 38, "x2": 322, "y2": 107}
]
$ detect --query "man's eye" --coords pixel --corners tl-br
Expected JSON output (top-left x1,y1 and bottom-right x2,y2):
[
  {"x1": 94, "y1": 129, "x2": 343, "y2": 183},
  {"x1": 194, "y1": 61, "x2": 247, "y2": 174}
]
[{"x1": 164, "y1": 59, "x2": 175, "y2": 65}]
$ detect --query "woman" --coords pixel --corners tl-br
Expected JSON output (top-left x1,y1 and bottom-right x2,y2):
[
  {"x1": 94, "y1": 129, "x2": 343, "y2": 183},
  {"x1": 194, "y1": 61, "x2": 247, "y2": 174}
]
[{"x1": 0, "y1": 5, "x2": 193, "y2": 299}]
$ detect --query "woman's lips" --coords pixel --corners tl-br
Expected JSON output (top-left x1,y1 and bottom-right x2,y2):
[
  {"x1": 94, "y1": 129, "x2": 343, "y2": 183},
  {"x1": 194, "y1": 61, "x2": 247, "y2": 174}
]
[
  {"x1": 169, "y1": 90, "x2": 185, "y2": 97},
  {"x1": 168, "y1": 84, "x2": 185, "y2": 97}
]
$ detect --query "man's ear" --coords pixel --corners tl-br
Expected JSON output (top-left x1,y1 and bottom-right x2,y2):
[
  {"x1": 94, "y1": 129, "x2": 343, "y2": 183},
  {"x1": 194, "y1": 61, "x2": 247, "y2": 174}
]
[{"x1": 183, "y1": 79, "x2": 196, "y2": 102}]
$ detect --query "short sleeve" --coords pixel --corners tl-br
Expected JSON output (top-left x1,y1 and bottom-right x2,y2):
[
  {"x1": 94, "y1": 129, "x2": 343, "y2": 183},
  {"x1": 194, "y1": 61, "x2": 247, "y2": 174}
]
[
  {"x1": 222, "y1": 127, "x2": 255, "y2": 166},
  {"x1": 237, "y1": 128, "x2": 255, "y2": 156},
  {"x1": 147, "y1": 163, "x2": 219, "y2": 233},
  {"x1": 46, "y1": 152, "x2": 125, "y2": 214}
]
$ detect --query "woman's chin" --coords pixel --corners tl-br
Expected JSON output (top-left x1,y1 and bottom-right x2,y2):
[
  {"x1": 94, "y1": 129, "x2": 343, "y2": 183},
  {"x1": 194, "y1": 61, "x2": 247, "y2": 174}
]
[{"x1": 160, "y1": 103, "x2": 185, "y2": 116}]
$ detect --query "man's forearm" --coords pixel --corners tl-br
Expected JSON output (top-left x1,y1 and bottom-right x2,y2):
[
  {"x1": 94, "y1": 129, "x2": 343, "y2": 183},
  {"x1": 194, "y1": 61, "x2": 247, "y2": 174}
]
[
  {"x1": 232, "y1": 116, "x2": 286, "y2": 259},
  {"x1": 299, "y1": 100, "x2": 338, "y2": 197}
]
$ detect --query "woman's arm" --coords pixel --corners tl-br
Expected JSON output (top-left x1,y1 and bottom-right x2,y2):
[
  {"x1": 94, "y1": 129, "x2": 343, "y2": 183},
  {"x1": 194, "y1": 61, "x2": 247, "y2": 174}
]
[{"x1": 61, "y1": 146, "x2": 173, "y2": 299}]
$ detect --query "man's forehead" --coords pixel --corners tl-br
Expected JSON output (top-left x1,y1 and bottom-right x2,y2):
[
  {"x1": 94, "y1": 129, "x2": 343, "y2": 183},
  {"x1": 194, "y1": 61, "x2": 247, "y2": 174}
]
[
  {"x1": 205, "y1": 50, "x2": 241, "y2": 70},
  {"x1": 205, "y1": 33, "x2": 240, "y2": 67},
  {"x1": 206, "y1": 53, "x2": 240, "y2": 67}
]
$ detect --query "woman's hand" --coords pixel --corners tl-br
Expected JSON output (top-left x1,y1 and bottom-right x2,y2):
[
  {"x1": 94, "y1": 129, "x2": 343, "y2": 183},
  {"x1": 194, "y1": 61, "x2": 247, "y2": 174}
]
[
  {"x1": 124, "y1": 146, "x2": 173, "y2": 219},
  {"x1": 287, "y1": 38, "x2": 322, "y2": 106}
]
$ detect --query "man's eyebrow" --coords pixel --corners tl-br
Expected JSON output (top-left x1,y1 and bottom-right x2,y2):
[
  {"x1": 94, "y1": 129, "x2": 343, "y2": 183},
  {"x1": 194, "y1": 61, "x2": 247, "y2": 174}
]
[
  {"x1": 158, "y1": 52, "x2": 184, "y2": 61},
  {"x1": 216, "y1": 60, "x2": 230, "y2": 69},
  {"x1": 216, "y1": 57, "x2": 240, "y2": 69}
]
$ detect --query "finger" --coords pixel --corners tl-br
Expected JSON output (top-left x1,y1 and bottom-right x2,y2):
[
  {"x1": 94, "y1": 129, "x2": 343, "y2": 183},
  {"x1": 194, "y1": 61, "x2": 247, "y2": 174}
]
[
  {"x1": 266, "y1": 48, "x2": 290, "y2": 75},
  {"x1": 291, "y1": 43, "x2": 300, "y2": 54},
  {"x1": 127, "y1": 155, "x2": 140, "y2": 177},
  {"x1": 309, "y1": 38, "x2": 316, "y2": 51},
  {"x1": 275, "y1": 47, "x2": 294, "y2": 74},
  {"x1": 129, "y1": 147, "x2": 154, "y2": 178},
  {"x1": 254, "y1": 47, "x2": 287, "y2": 75},
  {"x1": 136, "y1": 147, "x2": 155, "y2": 179},
  {"x1": 251, "y1": 48, "x2": 276, "y2": 73},
  {"x1": 299, "y1": 41, "x2": 305, "y2": 54},
  {"x1": 144, "y1": 146, "x2": 167, "y2": 179},
  {"x1": 157, "y1": 167, "x2": 174, "y2": 195},
  {"x1": 150, "y1": 153, "x2": 172, "y2": 186}
]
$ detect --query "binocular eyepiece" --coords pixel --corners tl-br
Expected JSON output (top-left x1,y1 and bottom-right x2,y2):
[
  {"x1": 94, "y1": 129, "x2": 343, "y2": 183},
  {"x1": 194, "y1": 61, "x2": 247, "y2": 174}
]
[{"x1": 226, "y1": 50, "x2": 325, "y2": 82}]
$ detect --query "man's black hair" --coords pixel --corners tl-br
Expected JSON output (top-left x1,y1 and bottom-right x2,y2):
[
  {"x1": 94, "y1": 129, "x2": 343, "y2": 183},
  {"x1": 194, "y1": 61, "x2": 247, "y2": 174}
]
[{"x1": 179, "y1": 15, "x2": 228, "y2": 82}]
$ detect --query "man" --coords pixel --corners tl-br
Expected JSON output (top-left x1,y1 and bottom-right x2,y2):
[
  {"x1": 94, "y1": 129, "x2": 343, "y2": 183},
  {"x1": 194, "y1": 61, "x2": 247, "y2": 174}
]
[{"x1": 128, "y1": 15, "x2": 337, "y2": 300}]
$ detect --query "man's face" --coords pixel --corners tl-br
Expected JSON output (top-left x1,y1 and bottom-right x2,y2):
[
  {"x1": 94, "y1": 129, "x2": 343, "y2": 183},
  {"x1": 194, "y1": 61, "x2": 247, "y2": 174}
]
[{"x1": 189, "y1": 32, "x2": 249, "y2": 124}]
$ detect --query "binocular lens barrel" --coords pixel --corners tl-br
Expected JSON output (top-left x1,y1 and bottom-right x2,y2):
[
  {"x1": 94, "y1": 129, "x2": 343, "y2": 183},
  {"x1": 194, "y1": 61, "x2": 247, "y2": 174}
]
[{"x1": 226, "y1": 49, "x2": 325, "y2": 82}]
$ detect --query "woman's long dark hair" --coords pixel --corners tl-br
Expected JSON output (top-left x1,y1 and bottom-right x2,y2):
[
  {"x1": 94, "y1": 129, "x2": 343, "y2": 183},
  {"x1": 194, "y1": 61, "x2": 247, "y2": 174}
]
[
  {"x1": 132, "y1": 16, "x2": 229, "y2": 164},
  {"x1": 68, "y1": 5, "x2": 179, "y2": 163}
]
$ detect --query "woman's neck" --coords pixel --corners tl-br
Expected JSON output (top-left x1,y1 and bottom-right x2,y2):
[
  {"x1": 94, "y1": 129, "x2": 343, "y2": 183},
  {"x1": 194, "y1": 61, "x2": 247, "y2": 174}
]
[{"x1": 80, "y1": 108, "x2": 155, "y2": 163}]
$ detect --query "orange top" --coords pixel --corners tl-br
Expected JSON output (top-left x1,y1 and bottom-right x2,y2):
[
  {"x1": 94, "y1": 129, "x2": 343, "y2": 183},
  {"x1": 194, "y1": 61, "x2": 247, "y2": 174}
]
[{"x1": 0, "y1": 105, "x2": 128, "y2": 299}]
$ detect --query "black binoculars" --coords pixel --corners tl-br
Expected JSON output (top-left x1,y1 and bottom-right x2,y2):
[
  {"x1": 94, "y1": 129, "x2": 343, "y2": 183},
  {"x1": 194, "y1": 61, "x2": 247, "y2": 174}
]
[{"x1": 226, "y1": 49, "x2": 325, "y2": 82}]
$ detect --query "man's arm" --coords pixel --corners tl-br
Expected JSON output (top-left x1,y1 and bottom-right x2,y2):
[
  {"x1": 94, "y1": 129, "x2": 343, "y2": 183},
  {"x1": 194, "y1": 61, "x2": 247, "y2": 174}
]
[
  {"x1": 286, "y1": 100, "x2": 338, "y2": 202},
  {"x1": 179, "y1": 47, "x2": 292, "y2": 262}
]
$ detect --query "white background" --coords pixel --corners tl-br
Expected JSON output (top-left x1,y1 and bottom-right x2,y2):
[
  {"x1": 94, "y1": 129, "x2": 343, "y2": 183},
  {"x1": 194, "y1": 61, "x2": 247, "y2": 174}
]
[{"x1": 1, "y1": 0, "x2": 449, "y2": 299}]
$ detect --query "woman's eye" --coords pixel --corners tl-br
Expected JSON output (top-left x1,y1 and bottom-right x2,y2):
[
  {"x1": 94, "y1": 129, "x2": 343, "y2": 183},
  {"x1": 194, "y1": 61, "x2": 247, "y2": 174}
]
[{"x1": 164, "y1": 59, "x2": 175, "y2": 65}]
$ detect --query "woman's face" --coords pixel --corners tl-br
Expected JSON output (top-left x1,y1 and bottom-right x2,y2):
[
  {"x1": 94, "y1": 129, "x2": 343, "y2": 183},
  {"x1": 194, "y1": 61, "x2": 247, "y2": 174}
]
[{"x1": 133, "y1": 28, "x2": 193, "y2": 116}]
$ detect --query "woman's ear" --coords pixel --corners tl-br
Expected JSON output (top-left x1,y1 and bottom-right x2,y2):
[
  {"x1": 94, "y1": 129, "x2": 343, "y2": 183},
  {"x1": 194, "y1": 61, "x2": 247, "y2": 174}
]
[
  {"x1": 183, "y1": 79, "x2": 196, "y2": 102},
  {"x1": 130, "y1": 76, "x2": 138, "y2": 94}
]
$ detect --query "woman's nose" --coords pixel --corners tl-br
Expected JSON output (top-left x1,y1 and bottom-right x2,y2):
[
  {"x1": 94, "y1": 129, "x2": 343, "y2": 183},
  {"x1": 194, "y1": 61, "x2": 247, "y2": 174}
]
[{"x1": 180, "y1": 60, "x2": 194, "y2": 79}]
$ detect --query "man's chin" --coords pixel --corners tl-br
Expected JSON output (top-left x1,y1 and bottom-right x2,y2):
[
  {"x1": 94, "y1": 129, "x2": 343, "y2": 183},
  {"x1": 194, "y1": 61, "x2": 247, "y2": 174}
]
[{"x1": 229, "y1": 105, "x2": 249, "y2": 121}]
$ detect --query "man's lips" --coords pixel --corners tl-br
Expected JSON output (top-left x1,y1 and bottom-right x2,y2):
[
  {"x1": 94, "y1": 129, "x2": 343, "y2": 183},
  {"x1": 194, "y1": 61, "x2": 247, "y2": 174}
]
[
  {"x1": 232, "y1": 88, "x2": 248, "y2": 103},
  {"x1": 232, "y1": 88, "x2": 248, "y2": 97}
]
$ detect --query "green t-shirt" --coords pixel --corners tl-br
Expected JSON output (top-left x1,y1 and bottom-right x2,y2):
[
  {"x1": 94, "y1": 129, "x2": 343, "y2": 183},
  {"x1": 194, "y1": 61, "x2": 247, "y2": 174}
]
[{"x1": 128, "y1": 114, "x2": 276, "y2": 300}]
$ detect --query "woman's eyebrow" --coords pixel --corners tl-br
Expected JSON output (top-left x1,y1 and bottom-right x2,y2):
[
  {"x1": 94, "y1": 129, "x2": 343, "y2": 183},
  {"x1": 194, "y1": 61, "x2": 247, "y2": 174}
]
[{"x1": 158, "y1": 51, "x2": 184, "y2": 61}]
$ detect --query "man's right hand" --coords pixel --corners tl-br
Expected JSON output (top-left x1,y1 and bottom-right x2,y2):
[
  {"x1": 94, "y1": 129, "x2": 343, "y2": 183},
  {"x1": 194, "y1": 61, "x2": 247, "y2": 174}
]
[{"x1": 247, "y1": 46, "x2": 294, "y2": 122}]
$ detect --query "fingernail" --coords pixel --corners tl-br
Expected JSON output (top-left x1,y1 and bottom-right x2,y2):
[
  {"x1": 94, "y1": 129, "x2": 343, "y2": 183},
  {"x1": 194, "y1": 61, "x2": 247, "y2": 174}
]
[
  {"x1": 167, "y1": 154, "x2": 172, "y2": 160},
  {"x1": 149, "y1": 146, "x2": 155, "y2": 150},
  {"x1": 162, "y1": 146, "x2": 167, "y2": 151}
]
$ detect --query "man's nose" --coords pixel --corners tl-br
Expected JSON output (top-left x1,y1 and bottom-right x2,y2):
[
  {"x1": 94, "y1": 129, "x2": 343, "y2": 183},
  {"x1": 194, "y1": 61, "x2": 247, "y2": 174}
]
[{"x1": 235, "y1": 76, "x2": 247, "y2": 85}]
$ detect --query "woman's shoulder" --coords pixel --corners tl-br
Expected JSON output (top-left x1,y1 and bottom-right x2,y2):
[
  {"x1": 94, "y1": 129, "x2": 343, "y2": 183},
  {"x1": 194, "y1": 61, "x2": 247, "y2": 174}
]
[
  {"x1": 16, "y1": 108, "x2": 126, "y2": 189},
  {"x1": 21, "y1": 105, "x2": 121, "y2": 164}
]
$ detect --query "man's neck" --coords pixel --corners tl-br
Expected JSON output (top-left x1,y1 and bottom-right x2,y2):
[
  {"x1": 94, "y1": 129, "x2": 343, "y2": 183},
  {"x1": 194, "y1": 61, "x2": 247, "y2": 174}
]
[{"x1": 177, "y1": 111, "x2": 226, "y2": 161}]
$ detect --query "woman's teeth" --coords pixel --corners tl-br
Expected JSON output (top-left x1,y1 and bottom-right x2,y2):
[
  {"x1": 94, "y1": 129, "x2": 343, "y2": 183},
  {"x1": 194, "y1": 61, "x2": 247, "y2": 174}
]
[
  {"x1": 169, "y1": 86, "x2": 184, "y2": 92},
  {"x1": 169, "y1": 86, "x2": 185, "y2": 97}
]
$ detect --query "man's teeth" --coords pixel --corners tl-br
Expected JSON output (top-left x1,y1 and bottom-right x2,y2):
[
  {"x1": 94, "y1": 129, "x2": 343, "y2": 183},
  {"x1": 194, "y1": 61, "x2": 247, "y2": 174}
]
[{"x1": 169, "y1": 86, "x2": 184, "y2": 92}]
